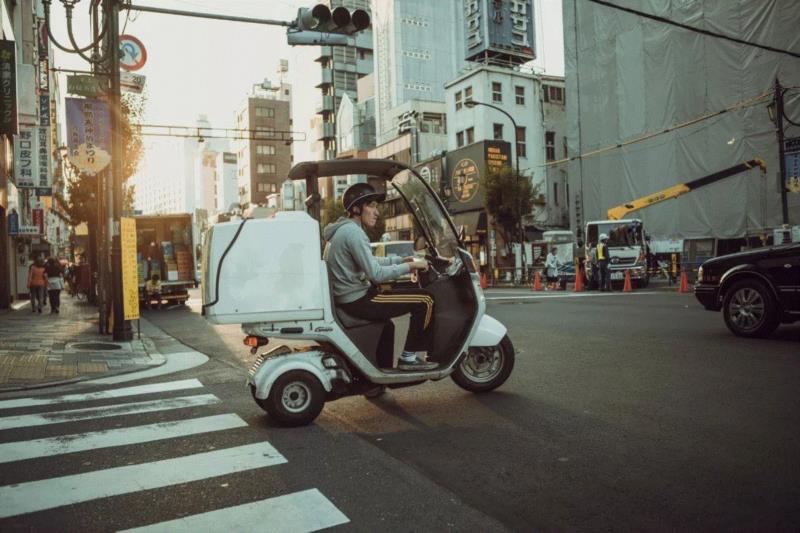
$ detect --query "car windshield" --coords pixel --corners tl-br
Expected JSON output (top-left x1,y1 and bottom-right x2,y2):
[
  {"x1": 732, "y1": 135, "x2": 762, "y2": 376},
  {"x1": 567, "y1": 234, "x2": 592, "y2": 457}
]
[
  {"x1": 588, "y1": 222, "x2": 643, "y2": 247},
  {"x1": 390, "y1": 169, "x2": 460, "y2": 258},
  {"x1": 372, "y1": 241, "x2": 415, "y2": 258}
]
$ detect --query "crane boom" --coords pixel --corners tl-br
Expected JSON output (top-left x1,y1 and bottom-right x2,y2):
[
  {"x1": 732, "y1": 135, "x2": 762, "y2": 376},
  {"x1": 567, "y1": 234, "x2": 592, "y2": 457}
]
[{"x1": 606, "y1": 158, "x2": 766, "y2": 220}]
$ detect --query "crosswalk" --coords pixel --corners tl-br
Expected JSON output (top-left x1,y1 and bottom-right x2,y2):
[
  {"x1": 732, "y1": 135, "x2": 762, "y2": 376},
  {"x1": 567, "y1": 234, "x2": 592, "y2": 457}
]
[{"x1": 0, "y1": 379, "x2": 350, "y2": 530}]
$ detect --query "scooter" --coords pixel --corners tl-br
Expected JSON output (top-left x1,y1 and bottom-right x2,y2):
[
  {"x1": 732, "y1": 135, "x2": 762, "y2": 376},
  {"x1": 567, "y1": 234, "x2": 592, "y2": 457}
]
[{"x1": 201, "y1": 159, "x2": 515, "y2": 426}]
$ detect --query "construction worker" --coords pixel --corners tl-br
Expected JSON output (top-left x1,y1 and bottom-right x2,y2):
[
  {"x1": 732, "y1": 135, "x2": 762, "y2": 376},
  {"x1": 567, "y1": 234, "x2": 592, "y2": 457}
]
[{"x1": 597, "y1": 233, "x2": 611, "y2": 291}]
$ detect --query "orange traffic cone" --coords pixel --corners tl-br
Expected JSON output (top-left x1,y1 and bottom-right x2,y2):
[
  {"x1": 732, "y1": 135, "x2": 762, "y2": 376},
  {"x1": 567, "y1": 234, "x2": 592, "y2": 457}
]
[
  {"x1": 623, "y1": 269, "x2": 633, "y2": 292},
  {"x1": 532, "y1": 271, "x2": 543, "y2": 291},
  {"x1": 573, "y1": 266, "x2": 584, "y2": 292},
  {"x1": 678, "y1": 268, "x2": 690, "y2": 293},
  {"x1": 480, "y1": 272, "x2": 488, "y2": 289}
]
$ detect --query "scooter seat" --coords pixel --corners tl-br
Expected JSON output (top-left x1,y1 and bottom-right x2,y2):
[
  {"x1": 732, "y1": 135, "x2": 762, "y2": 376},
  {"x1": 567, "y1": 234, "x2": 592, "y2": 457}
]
[{"x1": 335, "y1": 307, "x2": 377, "y2": 329}]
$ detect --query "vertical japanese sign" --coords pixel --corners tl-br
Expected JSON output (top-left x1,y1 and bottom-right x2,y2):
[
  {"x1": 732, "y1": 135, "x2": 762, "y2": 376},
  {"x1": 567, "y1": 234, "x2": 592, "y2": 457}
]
[
  {"x1": 37, "y1": 19, "x2": 50, "y2": 128},
  {"x1": 37, "y1": 126, "x2": 51, "y2": 195},
  {"x1": 120, "y1": 217, "x2": 141, "y2": 320},
  {"x1": 32, "y1": 207, "x2": 44, "y2": 235},
  {"x1": 785, "y1": 137, "x2": 800, "y2": 194},
  {"x1": 65, "y1": 97, "x2": 112, "y2": 175},
  {"x1": 13, "y1": 125, "x2": 37, "y2": 187},
  {"x1": 0, "y1": 40, "x2": 17, "y2": 135}
]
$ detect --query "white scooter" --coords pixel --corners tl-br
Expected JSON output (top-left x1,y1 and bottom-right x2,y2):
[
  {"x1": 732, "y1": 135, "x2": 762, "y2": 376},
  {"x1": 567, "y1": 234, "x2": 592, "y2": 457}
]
[{"x1": 201, "y1": 159, "x2": 514, "y2": 426}]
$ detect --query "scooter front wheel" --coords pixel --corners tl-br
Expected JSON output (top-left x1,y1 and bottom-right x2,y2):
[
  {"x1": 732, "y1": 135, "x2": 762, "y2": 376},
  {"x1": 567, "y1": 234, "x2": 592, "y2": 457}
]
[
  {"x1": 252, "y1": 370, "x2": 325, "y2": 427},
  {"x1": 451, "y1": 335, "x2": 515, "y2": 393}
]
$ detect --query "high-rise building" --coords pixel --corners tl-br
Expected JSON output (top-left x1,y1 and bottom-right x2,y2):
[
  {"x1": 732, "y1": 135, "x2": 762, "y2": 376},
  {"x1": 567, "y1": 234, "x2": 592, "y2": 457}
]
[
  {"x1": 312, "y1": 0, "x2": 373, "y2": 162},
  {"x1": 234, "y1": 80, "x2": 293, "y2": 208},
  {"x1": 371, "y1": 0, "x2": 466, "y2": 145}
]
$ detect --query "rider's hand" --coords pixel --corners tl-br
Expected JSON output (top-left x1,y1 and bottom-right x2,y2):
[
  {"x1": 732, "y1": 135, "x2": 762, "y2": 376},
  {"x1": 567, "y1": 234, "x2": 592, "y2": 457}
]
[{"x1": 408, "y1": 258, "x2": 429, "y2": 272}]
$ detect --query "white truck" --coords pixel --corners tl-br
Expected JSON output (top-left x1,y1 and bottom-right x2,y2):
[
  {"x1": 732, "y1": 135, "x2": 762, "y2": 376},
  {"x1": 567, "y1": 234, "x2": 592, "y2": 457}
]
[{"x1": 584, "y1": 218, "x2": 650, "y2": 288}]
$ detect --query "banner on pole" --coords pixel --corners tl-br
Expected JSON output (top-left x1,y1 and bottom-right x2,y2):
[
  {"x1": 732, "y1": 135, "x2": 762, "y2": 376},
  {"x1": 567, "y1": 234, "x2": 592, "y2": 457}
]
[
  {"x1": 65, "y1": 97, "x2": 112, "y2": 175},
  {"x1": 121, "y1": 217, "x2": 141, "y2": 321}
]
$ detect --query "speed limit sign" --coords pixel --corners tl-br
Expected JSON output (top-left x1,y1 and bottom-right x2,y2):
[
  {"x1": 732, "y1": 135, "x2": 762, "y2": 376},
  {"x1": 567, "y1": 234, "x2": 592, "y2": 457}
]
[{"x1": 119, "y1": 34, "x2": 147, "y2": 72}]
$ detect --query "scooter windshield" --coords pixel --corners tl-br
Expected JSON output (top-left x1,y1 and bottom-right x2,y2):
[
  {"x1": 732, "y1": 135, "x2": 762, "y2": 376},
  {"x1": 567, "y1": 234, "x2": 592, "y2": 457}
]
[{"x1": 390, "y1": 170, "x2": 460, "y2": 259}]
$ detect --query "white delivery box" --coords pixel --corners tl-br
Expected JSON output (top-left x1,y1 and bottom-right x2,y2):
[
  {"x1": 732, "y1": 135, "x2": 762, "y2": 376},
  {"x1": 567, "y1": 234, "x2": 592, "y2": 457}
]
[{"x1": 202, "y1": 211, "x2": 325, "y2": 325}]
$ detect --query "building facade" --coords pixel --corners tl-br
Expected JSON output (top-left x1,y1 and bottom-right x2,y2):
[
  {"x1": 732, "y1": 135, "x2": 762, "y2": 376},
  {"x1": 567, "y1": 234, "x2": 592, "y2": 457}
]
[{"x1": 234, "y1": 81, "x2": 293, "y2": 208}]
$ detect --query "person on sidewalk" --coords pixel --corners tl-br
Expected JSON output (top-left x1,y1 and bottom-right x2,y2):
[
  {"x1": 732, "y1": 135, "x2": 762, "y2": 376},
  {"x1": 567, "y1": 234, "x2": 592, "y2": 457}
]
[
  {"x1": 597, "y1": 233, "x2": 611, "y2": 292},
  {"x1": 144, "y1": 274, "x2": 163, "y2": 310},
  {"x1": 544, "y1": 247, "x2": 562, "y2": 290},
  {"x1": 27, "y1": 257, "x2": 47, "y2": 313},
  {"x1": 323, "y1": 183, "x2": 436, "y2": 372},
  {"x1": 44, "y1": 257, "x2": 65, "y2": 314}
]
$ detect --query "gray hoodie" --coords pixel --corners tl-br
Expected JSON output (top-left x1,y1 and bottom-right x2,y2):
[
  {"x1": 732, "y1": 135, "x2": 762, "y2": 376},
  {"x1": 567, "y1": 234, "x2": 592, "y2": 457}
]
[{"x1": 322, "y1": 217, "x2": 411, "y2": 304}]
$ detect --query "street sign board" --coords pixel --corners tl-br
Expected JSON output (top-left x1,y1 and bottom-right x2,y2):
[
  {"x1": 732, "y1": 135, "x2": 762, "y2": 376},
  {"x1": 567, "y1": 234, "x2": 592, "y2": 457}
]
[
  {"x1": 119, "y1": 35, "x2": 147, "y2": 71},
  {"x1": 67, "y1": 75, "x2": 107, "y2": 97},
  {"x1": 120, "y1": 71, "x2": 146, "y2": 94}
]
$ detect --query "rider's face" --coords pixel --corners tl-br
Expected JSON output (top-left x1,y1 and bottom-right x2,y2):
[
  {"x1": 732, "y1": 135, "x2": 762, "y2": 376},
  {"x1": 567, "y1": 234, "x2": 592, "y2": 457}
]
[{"x1": 361, "y1": 201, "x2": 380, "y2": 228}]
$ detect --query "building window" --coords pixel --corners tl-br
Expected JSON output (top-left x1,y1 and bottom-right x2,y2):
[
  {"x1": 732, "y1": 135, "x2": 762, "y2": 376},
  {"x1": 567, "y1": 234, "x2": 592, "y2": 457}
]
[
  {"x1": 516, "y1": 127, "x2": 526, "y2": 158},
  {"x1": 545, "y1": 131, "x2": 556, "y2": 161},
  {"x1": 553, "y1": 183, "x2": 559, "y2": 206},
  {"x1": 455, "y1": 90, "x2": 462, "y2": 111},
  {"x1": 464, "y1": 86, "x2": 473, "y2": 103},
  {"x1": 257, "y1": 183, "x2": 270, "y2": 192},
  {"x1": 257, "y1": 163, "x2": 276, "y2": 175},
  {"x1": 543, "y1": 85, "x2": 564, "y2": 104},
  {"x1": 256, "y1": 107, "x2": 275, "y2": 118},
  {"x1": 515, "y1": 86, "x2": 525, "y2": 105},
  {"x1": 255, "y1": 126, "x2": 275, "y2": 139},
  {"x1": 466, "y1": 127, "x2": 474, "y2": 145},
  {"x1": 493, "y1": 123, "x2": 503, "y2": 140},
  {"x1": 456, "y1": 130, "x2": 464, "y2": 148},
  {"x1": 492, "y1": 82, "x2": 502, "y2": 103},
  {"x1": 256, "y1": 144, "x2": 276, "y2": 156}
]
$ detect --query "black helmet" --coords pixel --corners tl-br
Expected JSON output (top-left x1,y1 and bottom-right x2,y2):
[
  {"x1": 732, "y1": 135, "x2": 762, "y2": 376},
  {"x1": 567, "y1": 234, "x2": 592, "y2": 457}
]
[{"x1": 342, "y1": 182, "x2": 386, "y2": 213}]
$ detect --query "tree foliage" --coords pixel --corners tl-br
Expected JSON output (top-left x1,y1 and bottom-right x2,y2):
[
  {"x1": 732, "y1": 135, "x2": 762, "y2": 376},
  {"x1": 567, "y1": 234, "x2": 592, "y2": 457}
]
[{"x1": 481, "y1": 165, "x2": 536, "y2": 246}]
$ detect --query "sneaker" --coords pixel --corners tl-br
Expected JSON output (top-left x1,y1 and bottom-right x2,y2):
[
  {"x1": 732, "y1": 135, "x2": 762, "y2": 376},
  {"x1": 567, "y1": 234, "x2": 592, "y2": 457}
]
[
  {"x1": 397, "y1": 357, "x2": 438, "y2": 371},
  {"x1": 363, "y1": 385, "x2": 386, "y2": 398}
]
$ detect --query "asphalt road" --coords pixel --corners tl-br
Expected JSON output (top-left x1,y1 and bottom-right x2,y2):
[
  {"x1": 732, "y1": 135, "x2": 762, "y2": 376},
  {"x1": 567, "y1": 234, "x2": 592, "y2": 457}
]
[{"x1": 1, "y1": 287, "x2": 797, "y2": 531}]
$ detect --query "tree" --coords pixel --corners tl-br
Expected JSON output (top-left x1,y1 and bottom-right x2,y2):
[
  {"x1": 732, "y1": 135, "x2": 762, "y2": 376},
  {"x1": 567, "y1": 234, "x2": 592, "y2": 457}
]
[{"x1": 481, "y1": 166, "x2": 536, "y2": 252}]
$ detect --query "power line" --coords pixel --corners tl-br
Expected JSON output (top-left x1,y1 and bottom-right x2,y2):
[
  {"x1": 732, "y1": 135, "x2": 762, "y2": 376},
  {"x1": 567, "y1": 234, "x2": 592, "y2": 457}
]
[{"x1": 587, "y1": 0, "x2": 800, "y2": 60}]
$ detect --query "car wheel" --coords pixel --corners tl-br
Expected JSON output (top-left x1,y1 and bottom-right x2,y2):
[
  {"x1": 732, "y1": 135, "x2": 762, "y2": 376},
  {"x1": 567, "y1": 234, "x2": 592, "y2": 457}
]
[
  {"x1": 451, "y1": 335, "x2": 515, "y2": 393},
  {"x1": 722, "y1": 279, "x2": 779, "y2": 338},
  {"x1": 260, "y1": 370, "x2": 325, "y2": 427}
]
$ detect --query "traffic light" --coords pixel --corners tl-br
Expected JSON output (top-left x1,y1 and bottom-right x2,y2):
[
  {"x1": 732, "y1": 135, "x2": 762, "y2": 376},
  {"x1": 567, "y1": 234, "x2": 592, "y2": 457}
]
[{"x1": 288, "y1": 4, "x2": 370, "y2": 46}]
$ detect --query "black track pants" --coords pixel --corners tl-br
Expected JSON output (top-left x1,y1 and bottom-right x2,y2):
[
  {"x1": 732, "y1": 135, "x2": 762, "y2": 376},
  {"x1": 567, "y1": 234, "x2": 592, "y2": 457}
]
[{"x1": 339, "y1": 287, "x2": 435, "y2": 367}]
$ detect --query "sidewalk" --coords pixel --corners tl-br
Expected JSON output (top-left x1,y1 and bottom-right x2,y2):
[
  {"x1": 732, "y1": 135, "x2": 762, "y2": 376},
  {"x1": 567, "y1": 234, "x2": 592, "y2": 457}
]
[{"x1": 0, "y1": 292, "x2": 165, "y2": 391}]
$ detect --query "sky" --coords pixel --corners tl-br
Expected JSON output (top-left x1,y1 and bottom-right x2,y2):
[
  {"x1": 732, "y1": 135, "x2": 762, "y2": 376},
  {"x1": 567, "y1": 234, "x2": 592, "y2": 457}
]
[{"x1": 50, "y1": 0, "x2": 564, "y2": 173}]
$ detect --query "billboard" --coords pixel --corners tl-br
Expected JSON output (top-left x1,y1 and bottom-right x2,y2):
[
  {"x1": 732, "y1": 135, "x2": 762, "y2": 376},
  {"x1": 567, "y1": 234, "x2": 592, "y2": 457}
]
[
  {"x1": 445, "y1": 140, "x2": 512, "y2": 213},
  {"x1": 65, "y1": 97, "x2": 112, "y2": 175},
  {"x1": 464, "y1": 0, "x2": 535, "y2": 65}
]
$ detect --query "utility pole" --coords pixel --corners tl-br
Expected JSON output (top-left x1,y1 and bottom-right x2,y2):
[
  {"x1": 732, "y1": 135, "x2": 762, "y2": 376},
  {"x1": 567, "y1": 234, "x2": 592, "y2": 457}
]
[
  {"x1": 774, "y1": 78, "x2": 789, "y2": 225},
  {"x1": 105, "y1": 0, "x2": 132, "y2": 341}
]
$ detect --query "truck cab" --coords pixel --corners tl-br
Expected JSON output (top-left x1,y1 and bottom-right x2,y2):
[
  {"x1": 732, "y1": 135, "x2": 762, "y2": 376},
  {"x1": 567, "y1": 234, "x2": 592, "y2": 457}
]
[{"x1": 584, "y1": 219, "x2": 650, "y2": 287}]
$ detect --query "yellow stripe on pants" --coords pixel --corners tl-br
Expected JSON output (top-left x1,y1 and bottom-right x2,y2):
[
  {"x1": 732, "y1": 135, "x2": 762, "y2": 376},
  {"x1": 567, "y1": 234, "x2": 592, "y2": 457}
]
[{"x1": 371, "y1": 294, "x2": 434, "y2": 329}]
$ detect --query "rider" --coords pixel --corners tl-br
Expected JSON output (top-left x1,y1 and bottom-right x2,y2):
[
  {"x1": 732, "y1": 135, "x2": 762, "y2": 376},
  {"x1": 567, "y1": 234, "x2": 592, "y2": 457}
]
[{"x1": 323, "y1": 183, "x2": 438, "y2": 371}]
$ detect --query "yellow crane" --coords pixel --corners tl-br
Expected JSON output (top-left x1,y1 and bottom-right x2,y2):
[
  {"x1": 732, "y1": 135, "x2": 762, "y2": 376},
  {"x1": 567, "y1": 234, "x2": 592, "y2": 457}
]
[{"x1": 607, "y1": 159, "x2": 767, "y2": 220}]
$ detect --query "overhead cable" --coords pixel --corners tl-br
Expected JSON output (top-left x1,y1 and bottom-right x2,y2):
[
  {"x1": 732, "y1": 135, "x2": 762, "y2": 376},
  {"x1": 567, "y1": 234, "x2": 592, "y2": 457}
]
[{"x1": 587, "y1": 0, "x2": 800, "y2": 60}]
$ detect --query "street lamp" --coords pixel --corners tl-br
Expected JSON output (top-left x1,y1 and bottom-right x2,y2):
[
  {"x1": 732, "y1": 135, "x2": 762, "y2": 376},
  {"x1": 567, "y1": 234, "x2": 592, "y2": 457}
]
[{"x1": 465, "y1": 99, "x2": 527, "y2": 281}]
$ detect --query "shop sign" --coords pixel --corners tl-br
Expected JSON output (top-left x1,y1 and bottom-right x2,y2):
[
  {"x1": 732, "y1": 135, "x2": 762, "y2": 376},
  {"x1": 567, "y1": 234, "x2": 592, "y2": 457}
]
[
  {"x1": 37, "y1": 126, "x2": 51, "y2": 192},
  {"x1": 66, "y1": 97, "x2": 112, "y2": 175},
  {"x1": 17, "y1": 225, "x2": 41, "y2": 236},
  {"x1": 785, "y1": 136, "x2": 800, "y2": 194},
  {"x1": 13, "y1": 125, "x2": 37, "y2": 188},
  {"x1": 7, "y1": 210, "x2": 18, "y2": 235},
  {"x1": 32, "y1": 208, "x2": 44, "y2": 235},
  {"x1": 39, "y1": 94, "x2": 50, "y2": 126},
  {"x1": 0, "y1": 40, "x2": 17, "y2": 135}
]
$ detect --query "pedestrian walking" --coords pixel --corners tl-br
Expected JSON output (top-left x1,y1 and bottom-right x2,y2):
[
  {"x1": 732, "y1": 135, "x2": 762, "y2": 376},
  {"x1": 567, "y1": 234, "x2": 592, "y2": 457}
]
[
  {"x1": 544, "y1": 247, "x2": 562, "y2": 290},
  {"x1": 27, "y1": 257, "x2": 47, "y2": 313},
  {"x1": 597, "y1": 233, "x2": 611, "y2": 292},
  {"x1": 45, "y1": 256, "x2": 65, "y2": 314}
]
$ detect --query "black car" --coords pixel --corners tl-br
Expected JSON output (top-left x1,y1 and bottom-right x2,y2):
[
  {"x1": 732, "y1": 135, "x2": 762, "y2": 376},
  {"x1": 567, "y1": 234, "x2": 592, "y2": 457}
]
[{"x1": 694, "y1": 243, "x2": 800, "y2": 337}]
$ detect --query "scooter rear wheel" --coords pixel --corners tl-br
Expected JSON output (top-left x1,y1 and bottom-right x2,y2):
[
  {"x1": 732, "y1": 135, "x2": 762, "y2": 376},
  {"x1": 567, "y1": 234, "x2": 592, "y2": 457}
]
[
  {"x1": 451, "y1": 335, "x2": 515, "y2": 393},
  {"x1": 253, "y1": 370, "x2": 325, "y2": 427}
]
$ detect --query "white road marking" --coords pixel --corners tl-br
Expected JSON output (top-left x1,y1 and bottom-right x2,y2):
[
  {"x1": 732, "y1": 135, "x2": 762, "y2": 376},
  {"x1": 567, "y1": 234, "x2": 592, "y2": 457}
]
[
  {"x1": 0, "y1": 379, "x2": 205, "y2": 411},
  {"x1": 120, "y1": 489, "x2": 349, "y2": 533},
  {"x1": 486, "y1": 291, "x2": 660, "y2": 301},
  {"x1": 0, "y1": 414, "x2": 247, "y2": 464},
  {"x1": 84, "y1": 351, "x2": 209, "y2": 386},
  {"x1": 0, "y1": 442, "x2": 287, "y2": 518},
  {"x1": 0, "y1": 394, "x2": 221, "y2": 431}
]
